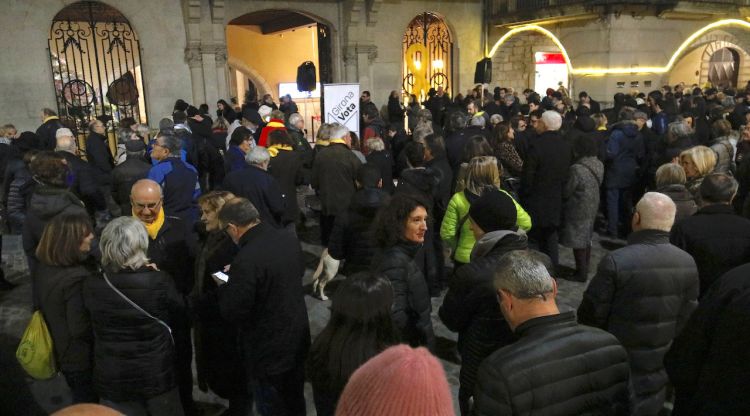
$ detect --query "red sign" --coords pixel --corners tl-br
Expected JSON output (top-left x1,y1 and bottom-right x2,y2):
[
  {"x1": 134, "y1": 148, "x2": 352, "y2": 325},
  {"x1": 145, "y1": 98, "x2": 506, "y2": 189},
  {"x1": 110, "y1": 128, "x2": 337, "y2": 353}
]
[{"x1": 535, "y1": 52, "x2": 566, "y2": 65}]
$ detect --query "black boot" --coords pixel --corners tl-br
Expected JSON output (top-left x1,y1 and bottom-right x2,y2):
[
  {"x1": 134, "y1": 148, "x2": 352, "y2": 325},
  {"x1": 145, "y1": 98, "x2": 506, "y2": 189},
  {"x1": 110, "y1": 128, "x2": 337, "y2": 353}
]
[
  {"x1": 0, "y1": 269, "x2": 15, "y2": 291},
  {"x1": 571, "y1": 248, "x2": 589, "y2": 282}
]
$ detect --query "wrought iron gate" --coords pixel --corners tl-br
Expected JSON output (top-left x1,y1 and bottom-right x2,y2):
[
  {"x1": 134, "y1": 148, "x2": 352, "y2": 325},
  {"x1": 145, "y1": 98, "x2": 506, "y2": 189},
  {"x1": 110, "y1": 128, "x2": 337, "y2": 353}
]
[
  {"x1": 402, "y1": 12, "x2": 453, "y2": 100},
  {"x1": 48, "y1": 1, "x2": 147, "y2": 136}
]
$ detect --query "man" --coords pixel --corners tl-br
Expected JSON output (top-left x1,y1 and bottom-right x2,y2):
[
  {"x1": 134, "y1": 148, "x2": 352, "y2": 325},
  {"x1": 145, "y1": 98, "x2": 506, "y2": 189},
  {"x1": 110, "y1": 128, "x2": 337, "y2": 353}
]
[
  {"x1": 445, "y1": 112, "x2": 470, "y2": 172},
  {"x1": 648, "y1": 91, "x2": 669, "y2": 136},
  {"x1": 147, "y1": 131, "x2": 200, "y2": 225},
  {"x1": 222, "y1": 146, "x2": 285, "y2": 228},
  {"x1": 55, "y1": 128, "x2": 107, "y2": 216},
  {"x1": 112, "y1": 140, "x2": 150, "y2": 215},
  {"x1": 473, "y1": 250, "x2": 630, "y2": 416},
  {"x1": 257, "y1": 109, "x2": 287, "y2": 147},
  {"x1": 520, "y1": 110, "x2": 572, "y2": 267},
  {"x1": 227, "y1": 107, "x2": 263, "y2": 148},
  {"x1": 670, "y1": 173, "x2": 750, "y2": 297},
  {"x1": 130, "y1": 179, "x2": 196, "y2": 415},
  {"x1": 439, "y1": 189, "x2": 535, "y2": 415},
  {"x1": 85, "y1": 119, "x2": 118, "y2": 215},
  {"x1": 360, "y1": 91, "x2": 378, "y2": 121},
  {"x1": 36, "y1": 108, "x2": 63, "y2": 150},
  {"x1": 577, "y1": 91, "x2": 601, "y2": 114},
  {"x1": 279, "y1": 94, "x2": 298, "y2": 120},
  {"x1": 311, "y1": 123, "x2": 362, "y2": 246},
  {"x1": 174, "y1": 109, "x2": 217, "y2": 192},
  {"x1": 362, "y1": 106, "x2": 387, "y2": 152},
  {"x1": 464, "y1": 114, "x2": 492, "y2": 142},
  {"x1": 215, "y1": 198, "x2": 310, "y2": 415},
  {"x1": 579, "y1": 192, "x2": 699, "y2": 415},
  {"x1": 665, "y1": 263, "x2": 750, "y2": 415},
  {"x1": 286, "y1": 112, "x2": 312, "y2": 153}
]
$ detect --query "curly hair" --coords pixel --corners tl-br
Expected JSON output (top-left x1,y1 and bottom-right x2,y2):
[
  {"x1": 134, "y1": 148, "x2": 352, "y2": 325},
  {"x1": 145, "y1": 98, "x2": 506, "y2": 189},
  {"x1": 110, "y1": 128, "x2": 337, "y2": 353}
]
[
  {"x1": 30, "y1": 151, "x2": 68, "y2": 187},
  {"x1": 374, "y1": 194, "x2": 427, "y2": 248}
]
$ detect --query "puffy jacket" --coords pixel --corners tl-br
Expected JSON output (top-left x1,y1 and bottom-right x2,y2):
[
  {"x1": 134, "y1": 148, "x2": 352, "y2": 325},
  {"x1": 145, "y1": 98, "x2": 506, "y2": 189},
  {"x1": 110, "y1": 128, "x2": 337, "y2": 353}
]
[
  {"x1": 473, "y1": 311, "x2": 630, "y2": 416},
  {"x1": 4, "y1": 159, "x2": 33, "y2": 234},
  {"x1": 578, "y1": 229, "x2": 699, "y2": 415},
  {"x1": 665, "y1": 263, "x2": 750, "y2": 416},
  {"x1": 657, "y1": 184, "x2": 697, "y2": 223},
  {"x1": 440, "y1": 189, "x2": 531, "y2": 264},
  {"x1": 605, "y1": 121, "x2": 645, "y2": 189},
  {"x1": 670, "y1": 204, "x2": 750, "y2": 297},
  {"x1": 373, "y1": 242, "x2": 435, "y2": 350},
  {"x1": 439, "y1": 230, "x2": 529, "y2": 400},
  {"x1": 709, "y1": 136, "x2": 735, "y2": 174},
  {"x1": 36, "y1": 264, "x2": 92, "y2": 373},
  {"x1": 111, "y1": 156, "x2": 151, "y2": 215},
  {"x1": 148, "y1": 158, "x2": 200, "y2": 224},
  {"x1": 83, "y1": 267, "x2": 184, "y2": 402}
]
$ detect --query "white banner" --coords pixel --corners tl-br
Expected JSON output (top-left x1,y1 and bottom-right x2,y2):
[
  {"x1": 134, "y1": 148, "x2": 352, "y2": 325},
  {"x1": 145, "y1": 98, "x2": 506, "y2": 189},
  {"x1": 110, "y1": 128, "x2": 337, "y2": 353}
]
[{"x1": 323, "y1": 83, "x2": 360, "y2": 134}]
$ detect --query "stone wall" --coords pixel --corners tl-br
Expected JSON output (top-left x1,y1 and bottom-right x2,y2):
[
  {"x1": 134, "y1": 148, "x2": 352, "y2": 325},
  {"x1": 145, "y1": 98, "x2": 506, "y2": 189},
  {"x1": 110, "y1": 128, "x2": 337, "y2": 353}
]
[{"x1": 491, "y1": 33, "x2": 559, "y2": 92}]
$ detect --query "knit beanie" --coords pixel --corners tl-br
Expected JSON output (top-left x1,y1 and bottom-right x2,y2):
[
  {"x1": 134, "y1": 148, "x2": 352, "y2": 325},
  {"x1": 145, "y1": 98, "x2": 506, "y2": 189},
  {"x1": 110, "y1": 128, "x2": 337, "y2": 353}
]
[
  {"x1": 336, "y1": 345, "x2": 454, "y2": 416},
  {"x1": 469, "y1": 188, "x2": 517, "y2": 232}
]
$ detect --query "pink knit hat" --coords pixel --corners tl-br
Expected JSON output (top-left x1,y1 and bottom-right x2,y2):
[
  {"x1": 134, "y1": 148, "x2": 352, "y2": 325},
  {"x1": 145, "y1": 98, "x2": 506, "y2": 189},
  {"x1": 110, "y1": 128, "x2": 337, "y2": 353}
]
[{"x1": 336, "y1": 344, "x2": 455, "y2": 416}]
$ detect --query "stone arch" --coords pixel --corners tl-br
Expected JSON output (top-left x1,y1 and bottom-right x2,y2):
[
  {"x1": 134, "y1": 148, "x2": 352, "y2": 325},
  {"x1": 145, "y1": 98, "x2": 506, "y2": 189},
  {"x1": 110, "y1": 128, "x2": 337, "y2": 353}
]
[
  {"x1": 668, "y1": 29, "x2": 750, "y2": 87},
  {"x1": 700, "y1": 40, "x2": 749, "y2": 87},
  {"x1": 227, "y1": 55, "x2": 273, "y2": 101}
]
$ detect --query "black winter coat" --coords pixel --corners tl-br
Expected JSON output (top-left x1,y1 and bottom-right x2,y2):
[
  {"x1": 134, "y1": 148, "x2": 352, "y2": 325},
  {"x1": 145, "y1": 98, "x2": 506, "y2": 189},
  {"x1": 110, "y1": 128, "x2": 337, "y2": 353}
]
[
  {"x1": 665, "y1": 263, "x2": 750, "y2": 416},
  {"x1": 60, "y1": 152, "x2": 106, "y2": 212},
  {"x1": 36, "y1": 264, "x2": 92, "y2": 373},
  {"x1": 373, "y1": 242, "x2": 435, "y2": 350},
  {"x1": 439, "y1": 231, "x2": 528, "y2": 397},
  {"x1": 111, "y1": 156, "x2": 151, "y2": 215},
  {"x1": 84, "y1": 132, "x2": 114, "y2": 186},
  {"x1": 328, "y1": 188, "x2": 389, "y2": 275},
  {"x1": 473, "y1": 312, "x2": 630, "y2": 416},
  {"x1": 311, "y1": 143, "x2": 362, "y2": 216},
  {"x1": 445, "y1": 129, "x2": 471, "y2": 173},
  {"x1": 578, "y1": 229, "x2": 699, "y2": 414},
  {"x1": 36, "y1": 118, "x2": 63, "y2": 150},
  {"x1": 3, "y1": 159, "x2": 33, "y2": 234},
  {"x1": 366, "y1": 150, "x2": 394, "y2": 194},
  {"x1": 605, "y1": 121, "x2": 645, "y2": 189},
  {"x1": 217, "y1": 223, "x2": 310, "y2": 378},
  {"x1": 520, "y1": 130, "x2": 572, "y2": 228},
  {"x1": 670, "y1": 204, "x2": 750, "y2": 297},
  {"x1": 658, "y1": 184, "x2": 698, "y2": 223},
  {"x1": 426, "y1": 156, "x2": 453, "y2": 221},
  {"x1": 83, "y1": 267, "x2": 184, "y2": 402},
  {"x1": 268, "y1": 148, "x2": 305, "y2": 224},
  {"x1": 222, "y1": 165, "x2": 285, "y2": 228},
  {"x1": 148, "y1": 215, "x2": 196, "y2": 296}
]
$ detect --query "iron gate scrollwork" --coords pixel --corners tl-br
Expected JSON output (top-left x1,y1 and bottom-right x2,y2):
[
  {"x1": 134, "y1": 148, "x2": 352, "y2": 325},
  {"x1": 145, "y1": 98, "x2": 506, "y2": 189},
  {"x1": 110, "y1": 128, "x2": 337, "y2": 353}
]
[
  {"x1": 48, "y1": 1, "x2": 147, "y2": 136},
  {"x1": 402, "y1": 12, "x2": 453, "y2": 100}
]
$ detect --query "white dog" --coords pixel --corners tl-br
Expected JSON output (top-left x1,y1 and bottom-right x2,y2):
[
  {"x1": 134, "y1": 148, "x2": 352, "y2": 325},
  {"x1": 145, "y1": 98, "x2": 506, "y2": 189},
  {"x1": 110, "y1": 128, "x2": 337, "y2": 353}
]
[{"x1": 311, "y1": 248, "x2": 340, "y2": 301}]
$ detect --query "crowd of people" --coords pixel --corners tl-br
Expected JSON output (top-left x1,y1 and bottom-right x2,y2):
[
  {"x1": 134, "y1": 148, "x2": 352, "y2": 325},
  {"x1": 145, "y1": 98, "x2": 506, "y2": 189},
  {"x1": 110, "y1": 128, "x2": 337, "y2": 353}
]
[{"x1": 1, "y1": 80, "x2": 750, "y2": 416}]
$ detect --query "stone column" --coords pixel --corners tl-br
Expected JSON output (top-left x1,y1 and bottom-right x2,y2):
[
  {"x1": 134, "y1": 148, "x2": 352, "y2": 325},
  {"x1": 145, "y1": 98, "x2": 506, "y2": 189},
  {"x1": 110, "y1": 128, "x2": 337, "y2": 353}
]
[
  {"x1": 201, "y1": 45, "x2": 219, "y2": 107},
  {"x1": 186, "y1": 46, "x2": 205, "y2": 104},
  {"x1": 215, "y1": 47, "x2": 229, "y2": 101},
  {"x1": 344, "y1": 46, "x2": 358, "y2": 83}
]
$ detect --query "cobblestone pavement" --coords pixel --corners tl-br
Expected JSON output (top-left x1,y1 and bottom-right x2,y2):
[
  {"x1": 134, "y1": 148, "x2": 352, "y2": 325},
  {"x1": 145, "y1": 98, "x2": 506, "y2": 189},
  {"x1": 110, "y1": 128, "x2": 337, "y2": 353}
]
[{"x1": 0, "y1": 219, "x2": 624, "y2": 415}]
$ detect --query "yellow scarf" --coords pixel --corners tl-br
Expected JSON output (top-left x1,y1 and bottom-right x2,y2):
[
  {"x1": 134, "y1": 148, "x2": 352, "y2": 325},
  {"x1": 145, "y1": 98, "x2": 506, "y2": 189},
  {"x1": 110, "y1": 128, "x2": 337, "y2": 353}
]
[
  {"x1": 328, "y1": 139, "x2": 348, "y2": 146},
  {"x1": 268, "y1": 144, "x2": 293, "y2": 157},
  {"x1": 597, "y1": 126, "x2": 607, "y2": 131},
  {"x1": 134, "y1": 206, "x2": 165, "y2": 239},
  {"x1": 43, "y1": 115, "x2": 60, "y2": 124}
]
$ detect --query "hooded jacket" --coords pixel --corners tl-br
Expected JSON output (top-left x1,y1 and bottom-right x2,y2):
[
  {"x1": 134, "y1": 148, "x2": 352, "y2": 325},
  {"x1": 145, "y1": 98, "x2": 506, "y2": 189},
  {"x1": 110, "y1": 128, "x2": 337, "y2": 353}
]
[{"x1": 605, "y1": 120, "x2": 645, "y2": 189}]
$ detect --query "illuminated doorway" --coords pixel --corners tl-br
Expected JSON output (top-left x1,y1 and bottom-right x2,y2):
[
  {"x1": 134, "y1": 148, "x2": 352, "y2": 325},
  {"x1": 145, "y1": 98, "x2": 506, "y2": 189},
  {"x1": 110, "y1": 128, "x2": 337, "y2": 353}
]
[{"x1": 402, "y1": 12, "x2": 454, "y2": 101}]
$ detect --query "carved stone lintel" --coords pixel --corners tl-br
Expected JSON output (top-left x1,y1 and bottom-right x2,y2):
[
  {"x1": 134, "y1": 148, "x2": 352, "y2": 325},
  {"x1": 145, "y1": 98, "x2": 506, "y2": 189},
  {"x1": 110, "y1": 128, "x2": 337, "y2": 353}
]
[
  {"x1": 343, "y1": 44, "x2": 378, "y2": 63},
  {"x1": 215, "y1": 48, "x2": 227, "y2": 66},
  {"x1": 185, "y1": 46, "x2": 202, "y2": 68}
]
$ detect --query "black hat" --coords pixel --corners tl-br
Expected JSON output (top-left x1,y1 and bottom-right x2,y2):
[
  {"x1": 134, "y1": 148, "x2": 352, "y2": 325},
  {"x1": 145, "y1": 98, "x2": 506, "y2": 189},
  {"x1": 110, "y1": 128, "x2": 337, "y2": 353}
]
[
  {"x1": 186, "y1": 105, "x2": 199, "y2": 118},
  {"x1": 242, "y1": 108, "x2": 262, "y2": 125},
  {"x1": 125, "y1": 140, "x2": 146, "y2": 152},
  {"x1": 469, "y1": 188, "x2": 517, "y2": 233}
]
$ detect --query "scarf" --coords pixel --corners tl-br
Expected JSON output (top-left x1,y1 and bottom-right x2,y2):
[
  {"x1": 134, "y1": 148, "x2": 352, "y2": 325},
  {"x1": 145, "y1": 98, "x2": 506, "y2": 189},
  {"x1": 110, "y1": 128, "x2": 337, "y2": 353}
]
[
  {"x1": 134, "y1": 206, "x2": 165, "y2": 240},
  {"x1": 329, "y1": 139, "x2": 348, "y2": 146},
  {"x1": 268, "y1": 144, "x2": 293, "y2": 157},
  {"x1": 43, "y1": 116, "x2": 60, "y2": 124}
]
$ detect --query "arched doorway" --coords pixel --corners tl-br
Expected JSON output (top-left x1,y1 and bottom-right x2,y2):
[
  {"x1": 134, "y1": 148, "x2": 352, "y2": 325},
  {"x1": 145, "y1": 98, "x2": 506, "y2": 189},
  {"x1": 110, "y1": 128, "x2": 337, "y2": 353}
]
[
  {"x1": 49, "y1": 1, "x2": 147, "y2": 136},
  {"x1": 490, "y1": 31, "x2": 567, "y2": 96},
  {"x1": 402, "y1": 12, "x2": 454, "y2": 101},
  {"x1": 709, "y1": 47, "x2": 740, "y2": 88}
]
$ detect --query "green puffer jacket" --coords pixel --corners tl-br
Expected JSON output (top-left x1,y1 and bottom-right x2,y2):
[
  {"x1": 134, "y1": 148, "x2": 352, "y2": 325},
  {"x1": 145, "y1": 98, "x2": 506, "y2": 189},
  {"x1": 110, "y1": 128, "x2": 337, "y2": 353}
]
[{"x1": 440, "y1": 189, "x2": 532, "y2": 264}]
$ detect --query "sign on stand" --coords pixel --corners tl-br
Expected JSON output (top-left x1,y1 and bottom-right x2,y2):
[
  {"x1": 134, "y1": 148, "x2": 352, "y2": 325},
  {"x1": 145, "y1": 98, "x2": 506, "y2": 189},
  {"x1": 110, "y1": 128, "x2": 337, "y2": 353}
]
[{"x1": 323, "y1": 83, "x2": 360, "y2": 134}]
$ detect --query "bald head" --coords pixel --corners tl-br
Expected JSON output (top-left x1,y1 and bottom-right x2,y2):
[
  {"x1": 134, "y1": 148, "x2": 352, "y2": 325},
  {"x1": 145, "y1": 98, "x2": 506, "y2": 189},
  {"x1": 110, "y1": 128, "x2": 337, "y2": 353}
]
[
  {"x1": 633, "y1": 192, "x2": 676, "y2": 232},
  {"x1": 130, "y1": 179, "x2": 163, "y2": 223}
]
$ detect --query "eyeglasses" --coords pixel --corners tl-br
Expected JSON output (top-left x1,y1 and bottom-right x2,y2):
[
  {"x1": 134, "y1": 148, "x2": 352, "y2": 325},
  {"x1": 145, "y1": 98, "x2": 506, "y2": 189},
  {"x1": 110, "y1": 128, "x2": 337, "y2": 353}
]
[{"x1": 133, "y1": 200, "x2": 161, "y2": 211}]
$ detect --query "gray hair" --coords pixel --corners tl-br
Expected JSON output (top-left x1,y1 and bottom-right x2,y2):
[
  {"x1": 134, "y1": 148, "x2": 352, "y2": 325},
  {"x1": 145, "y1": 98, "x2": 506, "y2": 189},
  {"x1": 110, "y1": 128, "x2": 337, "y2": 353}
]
[
  {"x1": 470, "y1": 115, "x2": 486, "y2": 128},
  {"x1": 490, "y1": 114, "x2": 503, "y2": 125},
  {"x1": 246, "y1": 146, "x2": 270, "y2": 166},
  {"x1": 413, "y1": 126, "x2": 434, "y2": 144},
  {"x1": 55, "y1": 127, "x2": 74, "y2": 140},
  {"x1": 494, "y1": 251, "x2": 555, "y2": 299},
  {"x1": 157, "y1": 131, "x2": 182, "y2": 155},
  {"x1": 655, "y1": 163, "x2": 686, "y2": 187},
  {"x1": 636, "y1": 192, "x2": 676, "y2": 232},
  {"x1": 366, "y1": 136, "x2": 385, "y2": 152},
  {"x1": 55, "y1": 133, "x2": 77, "y2": 153},
  {"x1": 288, "y1": 113, "x2": 303, "y2": 126},
  {"x1": 541, "y1": 111, "x2": 563, "y2": 131},
  {"x1": 134, "y1": 123, "x2": 150, "y2": 138},
  {"x1": 668, "y1": 120, "x2": 693, "y2": 139},
  {"x1": 100, "y1": 216, "x2": 150, "y2": 272},
  {"x1": 117, "y1": 127, "x2": 134, "y2": 144},
  {"x1": 417, "y1": 108, "x2": 433, "y2": 122},
  {"x1": 330, "y1": 123, "x2": 350, "y2": 140}
]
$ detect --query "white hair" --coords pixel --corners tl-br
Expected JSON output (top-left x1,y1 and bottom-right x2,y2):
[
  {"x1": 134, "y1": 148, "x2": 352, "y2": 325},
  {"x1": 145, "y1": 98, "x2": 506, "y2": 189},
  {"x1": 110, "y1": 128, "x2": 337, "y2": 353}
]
[
  {"x1": 246, "y1": 146, "x2": 270, "y2": 166},
  {"x1": 289, "y1": 113, "x2": 303, "y2": 126},
  {"x1": 636, "y1": 192, "x2": 676, "y2": 232},
  {"x1": 55, "y1": 127, "x2": 74, "y2": 140},
  {"x1": 470, "y1": 115, "x2": 486, "y2": 128},
  {"x1": 541, "y1": 111, "x2": 563, "y2": 131},
  {"x1": 366, "y1": 137, "x2": 385, "y2": 152},
  {"x1": 494, "y1": 251, "x2": 554, "y2": 299},
  {"x1": 490, "y1": 114, "x2": 503, "y2": 124},
  {"x1": 55, "y1": 133, "x2": 77, "y2": 153},
  {"x1": 100, "y1": 216, "x2": 150, "y2": 272},
  {"x1": 330, "y1": 123, "x2": 350, "y2": 140}
]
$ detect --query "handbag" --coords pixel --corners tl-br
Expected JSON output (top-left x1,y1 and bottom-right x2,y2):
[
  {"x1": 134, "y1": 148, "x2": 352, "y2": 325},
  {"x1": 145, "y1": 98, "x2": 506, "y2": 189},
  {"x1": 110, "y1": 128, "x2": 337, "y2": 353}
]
[
  {"x1": 16, "y1": 310, "x2": 57, "y2": 379},
  {"x1": 103, "y1": 271, "x2": 174, "y2": 345}
]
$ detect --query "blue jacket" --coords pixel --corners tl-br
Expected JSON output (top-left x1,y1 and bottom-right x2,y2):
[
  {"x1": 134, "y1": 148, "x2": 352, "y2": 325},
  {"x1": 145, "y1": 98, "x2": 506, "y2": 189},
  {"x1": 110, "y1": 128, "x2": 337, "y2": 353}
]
[
  {"x1": 224, "y1": 145, "x2": 246, "y2": 174},
  {"x1": 148, "y1": 158, "x2": 200, "y2": 223},
  {"x1": 651, "y1": 111, "x2": 669, "y2": 136},
  {"x1": 606, "y1": 121, "x2": 644, "y2": 189}
]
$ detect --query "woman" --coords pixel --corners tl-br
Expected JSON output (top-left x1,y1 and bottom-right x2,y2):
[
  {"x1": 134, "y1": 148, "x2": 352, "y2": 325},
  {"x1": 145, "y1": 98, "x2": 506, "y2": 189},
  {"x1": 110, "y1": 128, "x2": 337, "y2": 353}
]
[
  {"x1": 388, "y1": 90, "x2": 405, "y2": 125},
  {"x1": 192, "y1": 191, "x2": 249, "y2": 414},
  {"x1": 680, "y1": 145, "x2": 717, "y2": 198},
  {"x1": 349, "y1": 132, "x2": 367, "y2": 163},
  {"x1": 267, "y1": 130, "x2": 305, "y2": 226},
  {"x1": 211, "y1": 116, "x2": 229, "y2": 153},
  {"x1": 373, "y1": 194, "x2": 435, "y2": 350},
  {"x1": 406, "y1": 94, "x2": 421, "y2": 133},
  {"x1": 216, "y1": 99, "x2": 237, "y2": 123},
  {"x1": 224, "y1": 127, "x2": 252, "y2": 174},
  {"x1": 83, "y1": 217, "x2": 185, "y2": 415},
  {"x1": 561, "y1": 135, "x2": 604, "y2": 282},
  {"x1": 307, "y1": 272, "x2": 398, "y2": 416},
  {"x1": 454, "y1": 135, "x2": 494, "y2": 190},
  {"x1": 114, "y1": 127, "x2": 137, "y2": 165},
  {"x1": 655, "y1": 163, "x2": 697, "y2": 223},
  {"x1": 365, "y1": 137, "x2": 395, "y2": 194},
  {"x1": 491, "y1": 124, "x2": 523, "y2": 177},
  {"x1": 709, "y1": 119, "x2": 735, "y2": 174},
  {"x1": 35, "y1": 212, "x2": 97, "y2": 403},
  {"x1": 441, "y1": 156, "x2": 531, "y2": 268}
]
